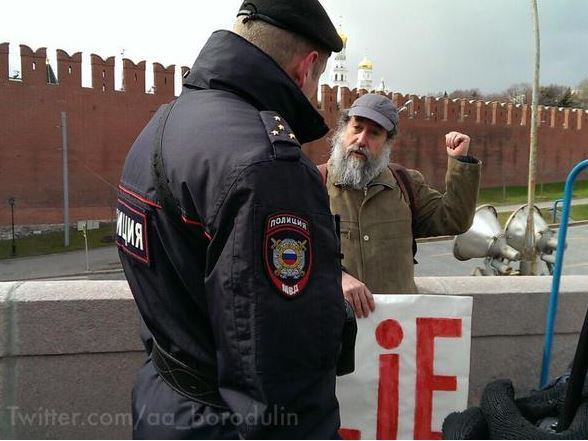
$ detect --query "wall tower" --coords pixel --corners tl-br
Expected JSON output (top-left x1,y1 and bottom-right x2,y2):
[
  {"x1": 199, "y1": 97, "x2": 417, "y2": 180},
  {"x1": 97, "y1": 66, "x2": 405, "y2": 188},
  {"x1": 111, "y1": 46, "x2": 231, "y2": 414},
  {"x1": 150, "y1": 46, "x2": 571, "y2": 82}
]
[
  {"x1": 329, "y1": 25, "x2": 349, "y2": 89},
  {"x1": 357, "y1": 56, "x2": 373, "y2": 91}
]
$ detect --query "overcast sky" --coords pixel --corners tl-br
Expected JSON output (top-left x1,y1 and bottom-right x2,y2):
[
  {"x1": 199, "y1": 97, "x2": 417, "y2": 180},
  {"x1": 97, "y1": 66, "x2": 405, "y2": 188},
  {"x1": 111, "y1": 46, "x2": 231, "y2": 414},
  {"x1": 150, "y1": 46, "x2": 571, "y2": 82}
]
[{"x1": 2, "y1": 0, "x2": 587, "y2": 96}]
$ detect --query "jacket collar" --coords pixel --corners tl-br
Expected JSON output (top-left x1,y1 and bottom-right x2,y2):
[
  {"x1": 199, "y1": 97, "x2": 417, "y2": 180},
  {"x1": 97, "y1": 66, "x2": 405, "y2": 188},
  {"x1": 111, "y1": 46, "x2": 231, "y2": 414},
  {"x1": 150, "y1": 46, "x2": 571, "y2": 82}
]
[
  {"x1": 183, "y1": 30, "x2": 329, "y2": 144},
  {"x1": 327, "y1": 161, "x2": 398, "y2": 190},
  {"x1": 369, "y1": 166, "x2": 398, "y2": 189}
]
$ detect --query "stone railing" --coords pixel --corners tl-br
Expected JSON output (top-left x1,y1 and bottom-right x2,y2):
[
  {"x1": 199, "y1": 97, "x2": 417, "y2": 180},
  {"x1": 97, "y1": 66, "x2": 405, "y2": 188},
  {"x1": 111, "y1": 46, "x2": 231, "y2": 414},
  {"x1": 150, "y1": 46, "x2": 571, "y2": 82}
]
[{"x1": 1, "y1": 277, "x2": 587, "y2": 439}]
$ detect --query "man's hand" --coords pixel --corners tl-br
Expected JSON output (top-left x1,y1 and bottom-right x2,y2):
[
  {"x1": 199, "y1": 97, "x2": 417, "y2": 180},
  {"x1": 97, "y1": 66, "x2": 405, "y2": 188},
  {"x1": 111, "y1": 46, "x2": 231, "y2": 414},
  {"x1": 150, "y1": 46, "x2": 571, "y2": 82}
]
[
  {"x1": 342, "y1": 271, "x2": 375, "y2": 318},
  {"x1": 445, "y1": 131, "x2": 470, "y2": 157}
]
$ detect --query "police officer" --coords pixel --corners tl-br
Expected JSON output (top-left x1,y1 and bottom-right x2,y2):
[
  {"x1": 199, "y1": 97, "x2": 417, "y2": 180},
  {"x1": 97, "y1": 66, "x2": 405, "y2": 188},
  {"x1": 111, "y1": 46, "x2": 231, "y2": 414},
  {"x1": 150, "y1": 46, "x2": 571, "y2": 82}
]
[{"x1": 116, "y1": 0, "x2": 349, "y2": 438}]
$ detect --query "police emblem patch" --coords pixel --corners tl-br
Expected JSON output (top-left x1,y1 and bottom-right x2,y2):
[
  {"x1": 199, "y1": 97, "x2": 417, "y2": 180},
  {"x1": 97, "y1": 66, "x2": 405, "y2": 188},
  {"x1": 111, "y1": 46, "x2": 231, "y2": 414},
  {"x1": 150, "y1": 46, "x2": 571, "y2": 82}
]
[{"x1": 264, "y1": 213, "x2": 312, "y2": 298}]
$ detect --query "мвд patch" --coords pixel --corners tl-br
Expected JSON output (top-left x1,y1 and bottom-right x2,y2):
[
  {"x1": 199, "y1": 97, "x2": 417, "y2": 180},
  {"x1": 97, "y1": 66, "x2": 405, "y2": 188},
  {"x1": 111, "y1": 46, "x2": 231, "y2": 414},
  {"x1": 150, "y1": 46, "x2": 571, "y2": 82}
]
[{"x1": 264, "y1": 213, "x2": 312, "y2": 298}]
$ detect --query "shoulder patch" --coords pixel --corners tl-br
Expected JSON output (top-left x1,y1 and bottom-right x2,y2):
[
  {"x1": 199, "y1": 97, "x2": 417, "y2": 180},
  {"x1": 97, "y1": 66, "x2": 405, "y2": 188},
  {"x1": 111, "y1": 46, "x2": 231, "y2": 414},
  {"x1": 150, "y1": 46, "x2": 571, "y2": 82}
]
[
  {"x1": 264, "y1": 213, "x2": 312, "y2": 299},
  {"x1": 259, "y1": 112, "x2": 301, "y2": 160},
  {"x1": 116, "y1": 198, "x2": 150, "y2": 265}
]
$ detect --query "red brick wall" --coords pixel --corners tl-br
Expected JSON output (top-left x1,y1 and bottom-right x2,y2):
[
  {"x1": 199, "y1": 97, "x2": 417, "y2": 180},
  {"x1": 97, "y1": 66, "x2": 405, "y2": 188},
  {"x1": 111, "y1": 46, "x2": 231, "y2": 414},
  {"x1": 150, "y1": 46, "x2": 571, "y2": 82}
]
[
  {"x1": 0, "y1": 44, "x2": 177, "y2": 226},
  {"x1": 1, "y1": 44, "x2": 587, "y2": 226},
  {"x1": 304, "y1": 88, "x2": 588, "y2": 191}
]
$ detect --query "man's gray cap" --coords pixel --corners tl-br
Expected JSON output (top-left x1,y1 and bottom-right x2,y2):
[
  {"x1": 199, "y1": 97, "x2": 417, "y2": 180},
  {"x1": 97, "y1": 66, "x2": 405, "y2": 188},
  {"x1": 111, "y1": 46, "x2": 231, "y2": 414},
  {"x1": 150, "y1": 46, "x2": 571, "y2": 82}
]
[
  {"x1": 236, "y1": 0, "x2": 343, "y2": 53},
  {"x1": 348, "y1": 94, "x2": 399, "y2": 131}
]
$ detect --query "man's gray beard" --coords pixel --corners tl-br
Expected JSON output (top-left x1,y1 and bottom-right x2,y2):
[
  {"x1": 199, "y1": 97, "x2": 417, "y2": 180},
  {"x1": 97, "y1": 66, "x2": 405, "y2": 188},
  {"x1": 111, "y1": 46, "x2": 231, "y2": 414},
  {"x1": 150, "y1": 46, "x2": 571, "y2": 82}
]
[{"x1": 328, "y1": 129, "x2": 392, "y2": 190}]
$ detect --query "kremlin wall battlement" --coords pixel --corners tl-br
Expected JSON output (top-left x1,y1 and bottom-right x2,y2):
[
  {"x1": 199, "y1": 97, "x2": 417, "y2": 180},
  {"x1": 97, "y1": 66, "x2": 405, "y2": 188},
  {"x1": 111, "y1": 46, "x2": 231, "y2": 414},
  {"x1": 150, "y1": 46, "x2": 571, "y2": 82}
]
[{"x1": 1, "y1": 43, "x2": 588, "y2": 226}]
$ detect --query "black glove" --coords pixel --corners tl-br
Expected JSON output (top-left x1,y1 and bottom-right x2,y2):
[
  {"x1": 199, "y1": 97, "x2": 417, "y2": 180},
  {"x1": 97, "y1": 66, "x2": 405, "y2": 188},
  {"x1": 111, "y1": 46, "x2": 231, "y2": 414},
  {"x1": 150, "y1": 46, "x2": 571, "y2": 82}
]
[
  {"x1": 443, "y1": 406, "x2": 488, "y2": 439},
  {"x1": 442, "y1": 377, "x2": 571, "y2": 440},
  {"x1": 443, "y1": 379, "x2": 588, "y2": 439},
  {"x1": 483, "y1": 379, "x2": 588, "y2": 439},
  {"x1": 517, "y1": 373, "x2": 588, "y2": 424},
  {"x1": 516, "y1": 374, "x2": 570, "y2": 423}
]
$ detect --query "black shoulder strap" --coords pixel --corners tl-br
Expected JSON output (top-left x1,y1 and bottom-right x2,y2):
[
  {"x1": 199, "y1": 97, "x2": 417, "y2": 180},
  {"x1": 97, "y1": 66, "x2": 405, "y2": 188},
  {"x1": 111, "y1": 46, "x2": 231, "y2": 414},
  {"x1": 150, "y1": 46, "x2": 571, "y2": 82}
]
[
  {"x1": 389, "y1": 163, "x2": 418, "y2": 261},
  {"x1": 150, "y1": 101, "x2": 215, "y2": 284},
  {"x1": 151, "y1": 100, "x2": 212, "y2": 247},
  {"x1": 152, "y1": 100, "x2": 182, "y2": 222}
]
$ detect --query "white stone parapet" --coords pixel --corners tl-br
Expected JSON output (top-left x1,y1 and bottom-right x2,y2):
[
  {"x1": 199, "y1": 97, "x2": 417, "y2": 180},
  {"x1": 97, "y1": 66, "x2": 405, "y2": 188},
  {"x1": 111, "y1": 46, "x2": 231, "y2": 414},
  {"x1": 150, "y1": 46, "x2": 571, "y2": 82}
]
[{"x1": 1, "y1": 277, "x2": 587, "y2": 438}]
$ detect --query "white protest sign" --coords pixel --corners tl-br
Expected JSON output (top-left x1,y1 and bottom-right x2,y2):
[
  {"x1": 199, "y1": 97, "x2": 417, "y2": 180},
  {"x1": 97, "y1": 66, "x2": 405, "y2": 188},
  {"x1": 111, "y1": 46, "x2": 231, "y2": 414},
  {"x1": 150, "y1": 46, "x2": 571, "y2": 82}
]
[{"x1": 337, "y1": 295, "x2": 473, "y2": 440}]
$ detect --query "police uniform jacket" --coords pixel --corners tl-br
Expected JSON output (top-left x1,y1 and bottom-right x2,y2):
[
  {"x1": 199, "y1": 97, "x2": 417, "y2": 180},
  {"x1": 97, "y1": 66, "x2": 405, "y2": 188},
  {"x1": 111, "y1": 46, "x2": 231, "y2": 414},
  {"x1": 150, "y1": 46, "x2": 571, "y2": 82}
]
[
  {"x1": 326, "y1": 156, "x2": 481, "y2": 294},
  {"x1": 117, "y1": 30, "x2": 346, "y2": 438}
]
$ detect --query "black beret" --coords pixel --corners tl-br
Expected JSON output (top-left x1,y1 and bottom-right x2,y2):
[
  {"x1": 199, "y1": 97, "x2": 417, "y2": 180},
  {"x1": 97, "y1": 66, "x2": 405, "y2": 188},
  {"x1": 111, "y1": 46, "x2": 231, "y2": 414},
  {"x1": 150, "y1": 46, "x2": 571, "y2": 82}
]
[{"x1": 237, "y1": 0, "x2": 343, "y2": 53}]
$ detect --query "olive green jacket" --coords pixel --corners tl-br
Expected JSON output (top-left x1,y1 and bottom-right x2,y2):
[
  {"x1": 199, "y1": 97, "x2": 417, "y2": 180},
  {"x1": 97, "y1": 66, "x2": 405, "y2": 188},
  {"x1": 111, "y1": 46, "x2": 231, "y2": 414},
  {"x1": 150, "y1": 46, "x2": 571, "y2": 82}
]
[{"x1": 326, "y1": 156, "x2": 481, "y2": 294}]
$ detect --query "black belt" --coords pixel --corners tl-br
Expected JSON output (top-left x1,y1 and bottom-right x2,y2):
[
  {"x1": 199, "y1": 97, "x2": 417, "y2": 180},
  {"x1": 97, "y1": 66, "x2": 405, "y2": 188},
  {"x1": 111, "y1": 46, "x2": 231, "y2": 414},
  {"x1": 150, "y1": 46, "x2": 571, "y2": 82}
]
[{"x1": 151, "y1": 339, "x2": 228, "y2": 409}]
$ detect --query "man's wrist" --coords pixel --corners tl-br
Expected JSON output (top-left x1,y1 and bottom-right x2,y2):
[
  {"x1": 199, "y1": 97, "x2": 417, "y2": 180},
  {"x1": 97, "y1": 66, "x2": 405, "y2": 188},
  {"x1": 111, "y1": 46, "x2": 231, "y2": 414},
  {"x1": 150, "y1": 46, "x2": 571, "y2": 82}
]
[{"x1": 452, "y1": 154, "x2": 479, "y2": 164}]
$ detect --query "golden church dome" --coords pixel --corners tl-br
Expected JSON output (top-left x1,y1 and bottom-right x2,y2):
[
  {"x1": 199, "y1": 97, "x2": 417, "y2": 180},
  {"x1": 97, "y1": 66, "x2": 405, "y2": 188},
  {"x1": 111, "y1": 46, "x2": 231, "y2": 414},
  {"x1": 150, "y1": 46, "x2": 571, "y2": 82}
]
[
  {"x1": 338, "y1": 30, "x2": 348, "y2": 47},
  {"x1": 358, "y1": 56, "x2": 373, "y2": 70}
]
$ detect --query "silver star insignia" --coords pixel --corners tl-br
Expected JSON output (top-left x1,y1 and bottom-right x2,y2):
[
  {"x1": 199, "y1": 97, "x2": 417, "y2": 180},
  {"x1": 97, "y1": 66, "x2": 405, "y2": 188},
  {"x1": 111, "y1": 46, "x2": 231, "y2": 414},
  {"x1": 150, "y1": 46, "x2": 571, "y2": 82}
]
[
  {"x1": 289, "y1": 133, "x2": 296, "y2": 140},
  {"x1": 278, "y1": 124, "x2": 285, "y2": 131},
  {"x1": 273, "y1": 116, "x2": 281, "y2": 121},
  {"x1": 271, "y1": 130, "x2": 280, "y2": 136}
]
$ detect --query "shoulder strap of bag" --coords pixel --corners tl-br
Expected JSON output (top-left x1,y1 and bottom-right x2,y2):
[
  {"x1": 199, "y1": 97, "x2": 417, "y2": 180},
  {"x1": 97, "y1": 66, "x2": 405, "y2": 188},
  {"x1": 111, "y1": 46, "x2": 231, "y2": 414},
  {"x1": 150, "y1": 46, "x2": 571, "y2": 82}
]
[
  {"x1": 389, "y1": 163, "x2": 418, "y2": 261},
  {"x1": 388, "y1": 163, "x2": 418, "y2": 218},
  {"x1": 152, "y1": 100, "x2": 182, "y2": 222}
]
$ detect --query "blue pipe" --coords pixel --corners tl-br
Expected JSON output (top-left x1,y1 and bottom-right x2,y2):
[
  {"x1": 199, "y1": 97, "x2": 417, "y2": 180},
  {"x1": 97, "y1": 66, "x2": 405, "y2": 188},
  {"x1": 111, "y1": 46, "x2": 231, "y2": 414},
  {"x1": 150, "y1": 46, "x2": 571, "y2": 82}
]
[
  {"x1": 540, "y1": 159, "x2": 588, "y2": 387},
  {"x1": 552, "y1": 199, "x2": 563, "y2": 224}
]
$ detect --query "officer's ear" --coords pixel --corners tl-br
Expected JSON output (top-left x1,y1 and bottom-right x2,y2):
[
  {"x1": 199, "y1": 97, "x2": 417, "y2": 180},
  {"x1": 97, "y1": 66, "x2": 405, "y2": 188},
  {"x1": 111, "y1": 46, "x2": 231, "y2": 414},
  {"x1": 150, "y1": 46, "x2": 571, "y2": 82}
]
[{"x1": 292, "y1": 51, "x2": 320, "y2": 97}]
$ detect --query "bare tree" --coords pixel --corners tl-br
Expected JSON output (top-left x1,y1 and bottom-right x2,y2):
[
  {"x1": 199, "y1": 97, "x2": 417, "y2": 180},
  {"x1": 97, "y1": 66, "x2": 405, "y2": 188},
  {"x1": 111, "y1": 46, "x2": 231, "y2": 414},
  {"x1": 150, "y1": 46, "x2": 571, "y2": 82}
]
[
  {"x1": 504, "y1": 82, "x2": 532, "y2": 104},
  {"x1": 577, "y1": 77, "x2": 588, "y2": 98},
  {"x1": 572, "y1": 78, "x2": 588, "y2": 108},
  {"x1": 434, "y1": 80, "x2": 584, "y2": 108},
  {"x1": 448, "y1": 89, "x2": 482, "y2": 100}
]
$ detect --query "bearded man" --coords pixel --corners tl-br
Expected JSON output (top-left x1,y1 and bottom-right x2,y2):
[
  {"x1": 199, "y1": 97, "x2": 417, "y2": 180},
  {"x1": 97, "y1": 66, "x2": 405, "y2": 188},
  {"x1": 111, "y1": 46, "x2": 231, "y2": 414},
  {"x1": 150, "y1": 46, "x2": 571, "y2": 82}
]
[{"x1": 322, "y1": 93, "x2": 481, "y2": 317}]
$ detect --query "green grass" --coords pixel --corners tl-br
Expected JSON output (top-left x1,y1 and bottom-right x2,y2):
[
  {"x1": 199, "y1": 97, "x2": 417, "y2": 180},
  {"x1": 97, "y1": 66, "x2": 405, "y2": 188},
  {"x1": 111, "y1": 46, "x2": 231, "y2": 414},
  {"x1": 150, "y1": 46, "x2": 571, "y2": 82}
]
[
  {"x1": 0, "y1": 224, "x2": 116, "y2": 260},
  {"x1": 571, "y1": 204, "x2": 588, "y2": 221},
  {"x1": 495, "y1": 205, "x2": 588, "y2": 227},
  {"x1": 478, "y1": 180, "x2": 588, "y2": 205},
  {"x1": 2, "y1": 180, "x2": 588, "y2": 260},
  {"x1": 497, "y1": 212, "x2": 512, "y2": 227},
  {"x1": 496, "y1": 209, "x2": 548, "y2": 227}
]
